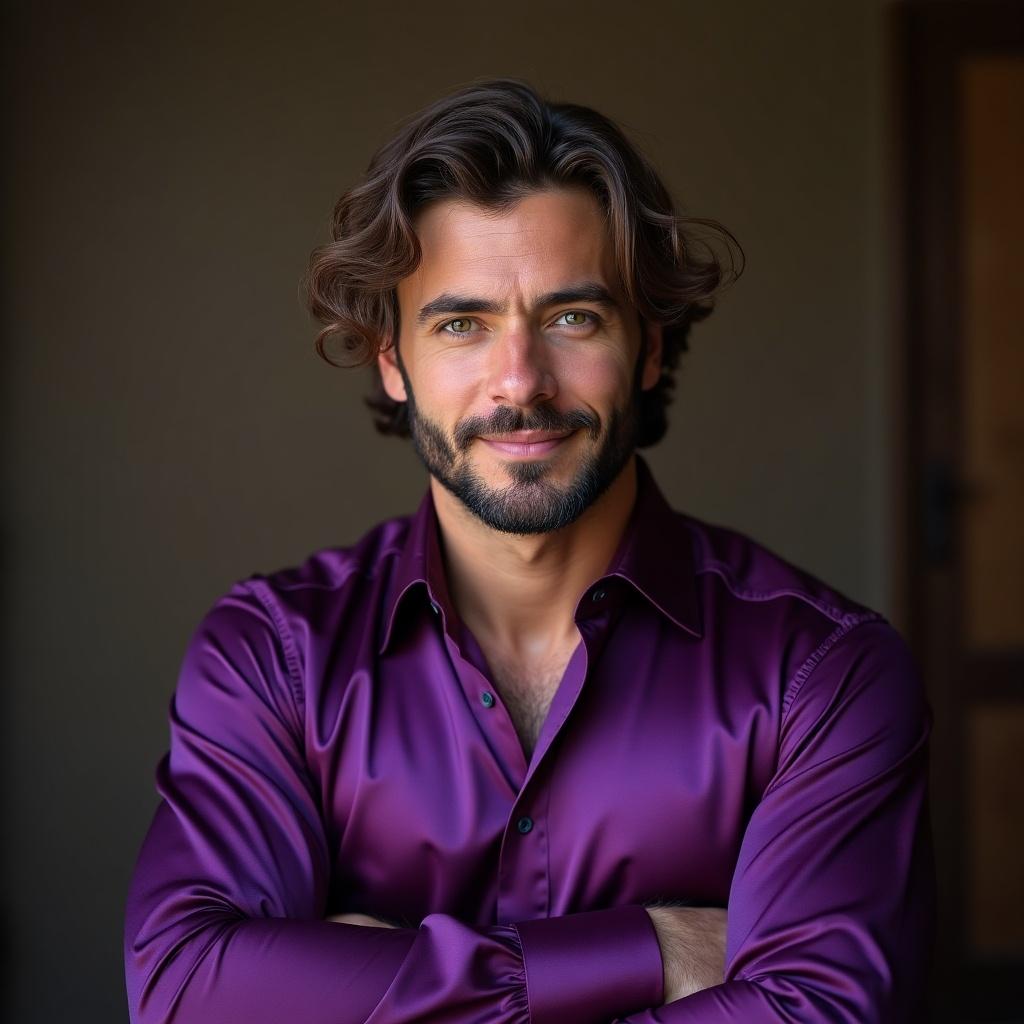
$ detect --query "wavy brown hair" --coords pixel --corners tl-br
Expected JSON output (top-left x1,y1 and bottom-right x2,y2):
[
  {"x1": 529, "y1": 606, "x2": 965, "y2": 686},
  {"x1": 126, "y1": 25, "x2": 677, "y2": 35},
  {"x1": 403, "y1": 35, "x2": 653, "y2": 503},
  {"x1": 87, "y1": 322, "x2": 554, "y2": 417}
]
[{"x1": 303, "y1": 77, "x2": 743, "y2": 448}]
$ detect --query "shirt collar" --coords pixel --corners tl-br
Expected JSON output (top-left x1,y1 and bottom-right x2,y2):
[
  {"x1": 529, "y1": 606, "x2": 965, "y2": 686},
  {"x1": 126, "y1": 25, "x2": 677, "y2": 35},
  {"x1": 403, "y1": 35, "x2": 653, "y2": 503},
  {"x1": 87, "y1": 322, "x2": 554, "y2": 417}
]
[
  {"x1": 377, "y1": 484, "x2": 452, "y2": 655},
  {"x1": 378, "y1": 454, "x2": 703, "y2": 655}
]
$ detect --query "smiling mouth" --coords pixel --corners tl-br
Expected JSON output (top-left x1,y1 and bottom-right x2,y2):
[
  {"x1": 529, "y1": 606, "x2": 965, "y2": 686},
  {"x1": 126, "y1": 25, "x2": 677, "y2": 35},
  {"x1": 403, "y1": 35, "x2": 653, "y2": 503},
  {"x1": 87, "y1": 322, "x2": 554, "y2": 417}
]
[{"x1": 477, "y1": 432, "x2": 574, "y2": 458}]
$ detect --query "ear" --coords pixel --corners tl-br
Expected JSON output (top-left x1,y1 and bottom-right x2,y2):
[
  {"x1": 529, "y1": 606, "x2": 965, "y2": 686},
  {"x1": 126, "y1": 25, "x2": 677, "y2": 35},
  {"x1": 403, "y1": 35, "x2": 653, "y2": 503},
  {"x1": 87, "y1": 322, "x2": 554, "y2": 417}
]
[
  {"x1": 639, "y1": 320, "x2": 663, "y2": 391},
  {"x1": 377, "y1": 339, "x2": 408, "y2": 403}
]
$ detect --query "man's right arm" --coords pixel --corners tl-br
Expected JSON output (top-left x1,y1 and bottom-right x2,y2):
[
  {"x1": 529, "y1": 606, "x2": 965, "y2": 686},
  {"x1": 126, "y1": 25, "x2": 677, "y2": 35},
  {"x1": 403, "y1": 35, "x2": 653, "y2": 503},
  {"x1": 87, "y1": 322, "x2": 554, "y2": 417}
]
[
  {"x1": 645, "y1": 906, "x2": 728, "y2": 1002},
  {"x1": 124, "y1": 584, "x2": 664, "y2": 1024},
  {"x1": 329, "y1": 902, "x2": 729, "y2": 1005}
]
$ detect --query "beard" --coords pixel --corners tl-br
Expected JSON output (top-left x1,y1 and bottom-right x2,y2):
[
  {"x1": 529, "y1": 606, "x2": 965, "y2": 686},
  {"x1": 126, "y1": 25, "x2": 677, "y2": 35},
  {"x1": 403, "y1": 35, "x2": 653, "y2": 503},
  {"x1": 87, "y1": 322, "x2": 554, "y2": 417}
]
[{"x1": 394, "y1": 351, "x2": 642, "y2": 536}]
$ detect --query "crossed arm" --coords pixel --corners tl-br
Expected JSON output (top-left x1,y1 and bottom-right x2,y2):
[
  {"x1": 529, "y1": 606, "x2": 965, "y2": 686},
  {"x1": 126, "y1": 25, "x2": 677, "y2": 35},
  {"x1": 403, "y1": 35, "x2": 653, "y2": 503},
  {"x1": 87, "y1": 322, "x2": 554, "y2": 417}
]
[
  {"x1": 329, "y1": 905, "x2": 728, "y2": 1006},
  {"x1": 124, "y1": 587, "x2": 934, "y2": 1023}
]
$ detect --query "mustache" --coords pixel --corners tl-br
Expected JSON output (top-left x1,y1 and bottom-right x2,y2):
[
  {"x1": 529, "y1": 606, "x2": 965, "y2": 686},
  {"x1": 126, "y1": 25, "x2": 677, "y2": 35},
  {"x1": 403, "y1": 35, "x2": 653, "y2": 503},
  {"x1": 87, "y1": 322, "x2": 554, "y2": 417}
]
[{"x1": 452, "y1": 405, "x2": 600, "y2": 451}]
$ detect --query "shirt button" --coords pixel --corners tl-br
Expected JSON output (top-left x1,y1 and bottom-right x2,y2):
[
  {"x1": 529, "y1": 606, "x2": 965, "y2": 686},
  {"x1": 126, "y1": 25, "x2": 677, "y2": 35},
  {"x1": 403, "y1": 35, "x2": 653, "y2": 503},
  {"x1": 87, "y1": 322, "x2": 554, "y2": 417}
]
[
  {"x1": 591, "y1": 588, "x2": 606, "y2": 603},
  {"x1": 480, "y1": 691, "x2": 495, "y2": 708},
  {"x1": 516, "y1": 816, "x2": 533, "y2": 834}
]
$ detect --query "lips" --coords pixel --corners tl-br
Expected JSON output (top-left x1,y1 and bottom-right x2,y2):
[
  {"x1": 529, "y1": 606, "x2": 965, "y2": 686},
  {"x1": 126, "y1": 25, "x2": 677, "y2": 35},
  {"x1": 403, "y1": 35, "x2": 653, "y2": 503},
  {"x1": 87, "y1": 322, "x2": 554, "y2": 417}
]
[{"x1": 478, "y1": 431, "x2": 573, "y2": 457}]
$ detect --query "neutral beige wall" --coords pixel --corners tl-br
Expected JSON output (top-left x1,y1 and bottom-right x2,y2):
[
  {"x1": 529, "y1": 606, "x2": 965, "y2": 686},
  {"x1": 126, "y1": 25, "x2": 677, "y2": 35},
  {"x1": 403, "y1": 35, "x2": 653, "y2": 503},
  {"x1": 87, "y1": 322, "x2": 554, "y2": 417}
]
[{"x1": 2, "y1": 1, "x2": 901, "y2": 1019}]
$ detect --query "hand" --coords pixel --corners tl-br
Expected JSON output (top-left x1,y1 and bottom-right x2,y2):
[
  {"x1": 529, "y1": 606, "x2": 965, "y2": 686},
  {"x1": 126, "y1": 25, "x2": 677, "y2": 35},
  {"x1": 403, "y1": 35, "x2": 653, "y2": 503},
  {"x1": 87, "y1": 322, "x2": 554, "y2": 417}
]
[
  {"x1": 645, "y1": 906, "x2": 727, "y2": 1003},
  {"x1": 326, "y1": 911, "x2": 400, "y2": 928}
]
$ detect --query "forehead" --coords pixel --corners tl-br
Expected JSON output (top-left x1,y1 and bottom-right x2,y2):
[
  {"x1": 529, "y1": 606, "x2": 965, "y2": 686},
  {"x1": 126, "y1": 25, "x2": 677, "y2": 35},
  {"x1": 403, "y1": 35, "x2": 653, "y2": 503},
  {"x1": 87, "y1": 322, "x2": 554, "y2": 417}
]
[{"x1": 398, "y1": 187, "x2": 621, "y2": 306}]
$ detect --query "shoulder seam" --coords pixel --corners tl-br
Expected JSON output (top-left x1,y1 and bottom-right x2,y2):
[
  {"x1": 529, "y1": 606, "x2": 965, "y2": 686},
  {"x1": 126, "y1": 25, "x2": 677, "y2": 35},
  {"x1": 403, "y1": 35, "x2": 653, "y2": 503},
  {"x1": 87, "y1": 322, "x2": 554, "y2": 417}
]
[
  {"x1": 240, "y1": 578, "x2": 305, "y2": 711},
  {"x1": 780, "y1": 616, "x2": 885, "y2": 720},
  {"x1": 696, "y1": 560, "x2": 875, "y2": 628},
  {"x1": 685, "y1": 519, "x2": 875, "y2": 627},
  {"x1": 258, "y1": 544, "x2": 405, "y2": 598},
  {"x1": 260, "y1": 546, "x2": 406, "y2": 595}
]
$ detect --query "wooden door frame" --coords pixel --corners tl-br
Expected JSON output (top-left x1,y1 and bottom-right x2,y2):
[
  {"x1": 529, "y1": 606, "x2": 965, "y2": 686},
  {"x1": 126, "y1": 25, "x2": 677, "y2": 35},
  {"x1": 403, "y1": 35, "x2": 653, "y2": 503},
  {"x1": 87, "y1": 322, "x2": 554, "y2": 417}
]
[{"x1": 895, "y1": 2, "x2": 1024, "y2": 1019}]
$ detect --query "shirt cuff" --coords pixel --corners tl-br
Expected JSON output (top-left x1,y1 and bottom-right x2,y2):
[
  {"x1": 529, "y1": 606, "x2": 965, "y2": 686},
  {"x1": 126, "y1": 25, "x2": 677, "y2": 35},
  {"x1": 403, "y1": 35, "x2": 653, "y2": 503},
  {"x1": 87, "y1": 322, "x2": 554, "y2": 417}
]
[{"x1": 513, "y1": 904, "x2": 664, "y2": 1024}]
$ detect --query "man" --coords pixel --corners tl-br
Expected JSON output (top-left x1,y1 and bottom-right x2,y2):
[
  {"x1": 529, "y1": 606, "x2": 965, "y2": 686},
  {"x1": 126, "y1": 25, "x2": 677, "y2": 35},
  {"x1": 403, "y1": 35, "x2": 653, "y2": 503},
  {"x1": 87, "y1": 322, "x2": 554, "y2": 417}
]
[{"x1": 124, "y1": 79, "x2": 935, "y2": 1023}]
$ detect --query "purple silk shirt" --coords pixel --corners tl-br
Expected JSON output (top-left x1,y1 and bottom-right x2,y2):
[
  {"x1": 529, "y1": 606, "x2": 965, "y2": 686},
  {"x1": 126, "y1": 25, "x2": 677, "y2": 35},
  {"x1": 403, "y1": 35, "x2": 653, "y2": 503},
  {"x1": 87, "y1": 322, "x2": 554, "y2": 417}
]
[{"x1": 124, "y1": 456, "x2": 935, "y2": 1023}]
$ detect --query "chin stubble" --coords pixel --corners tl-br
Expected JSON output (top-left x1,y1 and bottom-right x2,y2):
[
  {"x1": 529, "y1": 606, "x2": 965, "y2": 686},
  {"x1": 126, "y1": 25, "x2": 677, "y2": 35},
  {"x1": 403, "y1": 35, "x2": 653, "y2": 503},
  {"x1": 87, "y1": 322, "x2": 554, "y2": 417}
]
[{"x1": 394, "y1": 348, "x2": 642, "y2": 535}]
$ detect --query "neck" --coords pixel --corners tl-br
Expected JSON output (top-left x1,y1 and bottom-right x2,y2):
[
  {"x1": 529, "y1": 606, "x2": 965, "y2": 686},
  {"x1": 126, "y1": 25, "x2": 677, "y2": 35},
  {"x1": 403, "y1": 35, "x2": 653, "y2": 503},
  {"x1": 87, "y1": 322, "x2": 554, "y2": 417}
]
[{"x1": 430, "y1": 456, "x2": 639, "y2": 657}]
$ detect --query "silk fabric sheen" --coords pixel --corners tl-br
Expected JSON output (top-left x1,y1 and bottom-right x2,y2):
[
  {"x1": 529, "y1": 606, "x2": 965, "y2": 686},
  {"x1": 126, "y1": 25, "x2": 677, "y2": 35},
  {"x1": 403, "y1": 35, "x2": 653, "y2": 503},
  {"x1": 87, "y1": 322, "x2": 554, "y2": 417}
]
[{"x1": 124, "y1": 456, "x2": 935, "y2": 1022}]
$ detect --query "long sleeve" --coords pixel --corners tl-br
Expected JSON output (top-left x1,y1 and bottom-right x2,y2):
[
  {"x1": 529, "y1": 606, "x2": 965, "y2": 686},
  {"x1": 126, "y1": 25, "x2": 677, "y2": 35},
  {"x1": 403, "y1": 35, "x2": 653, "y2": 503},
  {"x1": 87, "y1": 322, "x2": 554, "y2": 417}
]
[
  {"x1": 123, "y1": 583, "x2": 664, "y2": 1024},
  {"x1": 612, "y1": 619, "x2": 936, "y2": 1024}
]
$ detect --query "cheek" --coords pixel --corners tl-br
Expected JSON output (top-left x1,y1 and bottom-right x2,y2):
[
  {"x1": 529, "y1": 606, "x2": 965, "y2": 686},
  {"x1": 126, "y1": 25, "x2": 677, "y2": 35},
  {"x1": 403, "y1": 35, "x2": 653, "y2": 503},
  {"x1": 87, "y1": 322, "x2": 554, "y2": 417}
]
[
  {"x1": 415, "y1": 358, "x2": 480, "y2": 417},
  {"x1": 553, "y1": 348, "x2": 634, "y2": 407}
]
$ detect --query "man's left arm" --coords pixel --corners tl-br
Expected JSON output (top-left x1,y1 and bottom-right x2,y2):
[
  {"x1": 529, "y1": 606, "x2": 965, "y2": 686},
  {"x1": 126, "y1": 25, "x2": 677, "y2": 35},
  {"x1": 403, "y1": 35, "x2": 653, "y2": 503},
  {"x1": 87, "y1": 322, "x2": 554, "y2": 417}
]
[{"x1": 613, "y1": 618, "x2": 936, "y2": 1023}]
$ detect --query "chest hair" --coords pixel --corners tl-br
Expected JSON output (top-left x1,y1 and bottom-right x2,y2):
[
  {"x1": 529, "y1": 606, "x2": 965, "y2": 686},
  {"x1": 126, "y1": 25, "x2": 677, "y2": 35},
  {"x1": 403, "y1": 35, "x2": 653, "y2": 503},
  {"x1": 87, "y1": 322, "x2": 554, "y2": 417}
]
[{"x1": 487, "y1": 653, "x2": 574, "y2": 761}]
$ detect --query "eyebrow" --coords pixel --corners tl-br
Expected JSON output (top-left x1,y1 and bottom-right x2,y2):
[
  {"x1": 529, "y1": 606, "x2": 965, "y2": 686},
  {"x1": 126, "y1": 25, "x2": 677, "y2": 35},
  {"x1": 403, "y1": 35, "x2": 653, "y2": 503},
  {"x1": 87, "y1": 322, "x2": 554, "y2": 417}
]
[{"x1": 415, "y1": 281, "x2": 621, "y2": 326}]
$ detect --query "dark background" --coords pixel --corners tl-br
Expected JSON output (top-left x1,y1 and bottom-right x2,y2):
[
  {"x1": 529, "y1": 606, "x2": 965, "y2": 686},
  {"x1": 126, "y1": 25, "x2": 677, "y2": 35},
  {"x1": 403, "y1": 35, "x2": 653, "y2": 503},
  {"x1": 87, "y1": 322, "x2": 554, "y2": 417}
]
[{"x1": 1, "y1": 1, "x2": 986, "y2": 1021}]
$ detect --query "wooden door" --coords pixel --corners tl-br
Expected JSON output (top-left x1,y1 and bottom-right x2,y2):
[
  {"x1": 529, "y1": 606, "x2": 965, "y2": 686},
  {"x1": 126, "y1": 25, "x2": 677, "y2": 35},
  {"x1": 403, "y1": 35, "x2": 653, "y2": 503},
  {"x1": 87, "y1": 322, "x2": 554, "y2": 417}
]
[{"x1": 898, "y1": 3, "x2": 1024, "y2": 1020}]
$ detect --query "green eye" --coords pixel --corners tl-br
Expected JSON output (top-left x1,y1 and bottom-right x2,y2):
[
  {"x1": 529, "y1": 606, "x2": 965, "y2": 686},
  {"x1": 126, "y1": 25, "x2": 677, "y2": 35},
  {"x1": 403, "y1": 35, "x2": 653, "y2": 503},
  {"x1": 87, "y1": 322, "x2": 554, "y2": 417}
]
[
  {"x1": 443, "y1": 318, "x2": 473, "y2": 334},
  {"x1": 558, "y1": 311, "x2": 592, "y2": 327}
]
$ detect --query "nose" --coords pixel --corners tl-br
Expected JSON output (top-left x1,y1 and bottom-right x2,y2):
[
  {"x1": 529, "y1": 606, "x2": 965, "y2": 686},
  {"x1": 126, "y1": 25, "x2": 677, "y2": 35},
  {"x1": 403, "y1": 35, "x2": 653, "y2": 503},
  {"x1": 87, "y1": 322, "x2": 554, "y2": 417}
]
[{"x1": 485, "y1": 324, "x2": 558, "y2": 409}]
